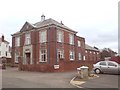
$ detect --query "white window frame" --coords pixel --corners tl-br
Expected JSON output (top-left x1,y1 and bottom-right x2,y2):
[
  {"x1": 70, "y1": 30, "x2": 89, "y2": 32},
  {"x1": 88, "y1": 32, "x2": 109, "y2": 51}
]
[
  {"x1": 69, "y1": 34, "x2": 74, "y2": 45},
  {"x1": 15, "y1": 53, "x2": 19, "y2": 63},
  {"x1": 40, "y1": 30, "x2": 47, "y2": 43},
  {"x1": 57, "y1": 49, "x2": 64, "y2": 59},
  {"x1": 57, "y1": 30, "x2": 64, "y2": 43},
  {"x1": 25, "y1": 33, "x2": 31, "y2": 45},
  {"x1": 15, "y1": 36, "x2": 20, "y2": 47},
  {"x1": 78, "y1": 53, "x2": 82, "y2": 60},
  {"x1": 83, "y1": 56, "x2": 86, "y2": 60},
  {"x1": 70, "y1": 50, "x2": 75, "y2": 60},
  {"x1": 78, "y1": 40, "x2": 81, "y2": 47},
  {"x1": 39, "y1": 49, "x2": 47, "y2": 62}
]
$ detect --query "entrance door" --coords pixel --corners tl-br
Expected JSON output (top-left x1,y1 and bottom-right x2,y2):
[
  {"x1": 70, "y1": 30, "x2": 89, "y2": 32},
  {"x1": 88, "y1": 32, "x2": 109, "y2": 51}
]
[{"x1": 26, "y1": 53, "x2": 31, "y2": 64}]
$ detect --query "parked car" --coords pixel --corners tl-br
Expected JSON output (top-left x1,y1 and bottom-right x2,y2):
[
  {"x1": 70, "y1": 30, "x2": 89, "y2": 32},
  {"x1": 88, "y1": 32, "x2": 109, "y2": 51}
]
[{"x1": 93, "y1": 61, "x2": 120, "y2": 74}]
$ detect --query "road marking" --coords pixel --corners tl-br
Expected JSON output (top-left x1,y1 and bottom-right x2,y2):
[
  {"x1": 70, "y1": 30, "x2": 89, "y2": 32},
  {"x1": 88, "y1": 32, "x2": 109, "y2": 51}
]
[{"x1": 70, "y1": 76, "x2": 84, "y2": 88}]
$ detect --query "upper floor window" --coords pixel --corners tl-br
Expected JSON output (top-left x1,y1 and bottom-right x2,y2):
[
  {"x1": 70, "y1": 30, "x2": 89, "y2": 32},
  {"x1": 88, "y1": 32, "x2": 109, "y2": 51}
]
[
  {"x1": 57, "y1": 30, "x2": 64, "y2": 42},
  {"x1": 25, "y1": 33, "x2": 31, "y2": 45},
  {"x1": 69, "y1": 34, "x2": 74, "y2": 45},
  {"x1": 40, "y1": 30, "x2": 47, "y2": 43},
  {"x1": 39, "y1": 49, "x2": 47, "y2": 62},
  {"x1": 15, "y1": 36, "x2": 20, "y2": 46},
  {"x1": 70, "y1": 50, "x2": 75, "y2": 60},
  {"x1": 78, "y1": 41, "x2": 81, "y2": 47}
]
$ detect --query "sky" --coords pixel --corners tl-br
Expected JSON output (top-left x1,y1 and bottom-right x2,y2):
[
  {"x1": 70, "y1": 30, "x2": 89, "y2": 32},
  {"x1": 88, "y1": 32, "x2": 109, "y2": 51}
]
[{"x1": 0, "y1": 0, "x2": 119, "y2": 53}]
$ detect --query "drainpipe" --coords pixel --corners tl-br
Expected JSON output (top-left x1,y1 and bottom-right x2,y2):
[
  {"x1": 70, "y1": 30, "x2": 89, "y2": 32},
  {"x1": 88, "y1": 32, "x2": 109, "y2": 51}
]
[{"x1": 48, "y1": 27, "x2": 50, "y2": 64}]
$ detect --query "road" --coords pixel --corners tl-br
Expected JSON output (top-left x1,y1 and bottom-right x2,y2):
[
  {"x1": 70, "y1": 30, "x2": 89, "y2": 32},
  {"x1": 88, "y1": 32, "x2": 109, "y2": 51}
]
[
  {"x1": 2, "y1": 67, "x2": 120, "y2": 89},
  {"x1": 2, "y1": 67, "x2": 76, "y2": 88}
]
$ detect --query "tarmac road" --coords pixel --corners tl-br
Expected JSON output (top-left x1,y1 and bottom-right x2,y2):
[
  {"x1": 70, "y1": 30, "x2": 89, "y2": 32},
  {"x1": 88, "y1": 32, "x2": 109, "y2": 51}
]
[
  {"x1": 2, "y1": 67, "x2": 77, "y2": 88},
  {"x1": 2, "y1": 67, "x2": 120, "y2": 89}
]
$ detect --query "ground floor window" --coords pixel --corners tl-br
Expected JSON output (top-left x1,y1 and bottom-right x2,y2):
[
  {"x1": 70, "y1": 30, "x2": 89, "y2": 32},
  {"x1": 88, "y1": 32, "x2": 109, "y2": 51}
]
[
  {"x1": 40, "y1": 49, "x2": 47, "y2": 62},
  {"x1": 70, "y1": 50, "x2": 75, "y2": 60},
  {"x1": 57, "y1": 49, "x2": 64, "y2": 61},
  {"x1": 15, "y1": 53, "x2": 19, "y2": 63},
  {"x1": 78, "y1": 53, "x2": 82, "y2": 60}
]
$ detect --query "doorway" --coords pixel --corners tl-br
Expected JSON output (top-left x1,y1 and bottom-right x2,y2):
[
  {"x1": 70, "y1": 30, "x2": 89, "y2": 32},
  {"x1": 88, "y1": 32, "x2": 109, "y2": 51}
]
[{"x1": 25, "y1": 53, "x2": 31, "y2": 64}]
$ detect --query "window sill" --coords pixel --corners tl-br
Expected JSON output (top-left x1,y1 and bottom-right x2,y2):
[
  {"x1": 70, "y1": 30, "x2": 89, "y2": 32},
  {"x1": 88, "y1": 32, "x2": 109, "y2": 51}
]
[{"x1": 39, "y1": 61, "x2": 47, "y2": 63}]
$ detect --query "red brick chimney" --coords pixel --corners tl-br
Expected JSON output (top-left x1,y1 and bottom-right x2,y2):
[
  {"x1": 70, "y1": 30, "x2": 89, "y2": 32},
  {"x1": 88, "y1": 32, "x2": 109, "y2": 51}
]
[{"x1": 2, "y1": 35, "x2": 4, "y2": 42}]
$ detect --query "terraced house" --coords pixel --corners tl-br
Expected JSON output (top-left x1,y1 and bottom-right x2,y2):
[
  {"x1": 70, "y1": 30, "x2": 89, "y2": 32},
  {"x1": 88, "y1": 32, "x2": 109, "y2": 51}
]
[{"x1": 12, "y1": 15, "x2": 100, "y2": 72}]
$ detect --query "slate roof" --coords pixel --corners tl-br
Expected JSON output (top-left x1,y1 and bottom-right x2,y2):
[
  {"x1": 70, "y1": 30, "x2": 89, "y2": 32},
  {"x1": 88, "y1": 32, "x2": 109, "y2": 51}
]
[
  {"x1": 34, "y1": 18, "x2": 77, "y2": 33},
  {"x1": 85, "y1": 44, "x2": 99, "y2": 51},
  {"x1": 13, "y1": 18, "x2": 77, "y2": 35}
]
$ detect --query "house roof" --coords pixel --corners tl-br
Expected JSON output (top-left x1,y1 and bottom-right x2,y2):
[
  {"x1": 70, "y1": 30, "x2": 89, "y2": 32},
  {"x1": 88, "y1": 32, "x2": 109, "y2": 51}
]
[
  {"x1": 13, "y1": 18, "x2": 77, "y2": 36},
  {"x1": 85, "y1": 44, "x2": 99, "y2": 51},
  {"x1": 34, "y1": 18, "x2": 77, "y2": 33}
]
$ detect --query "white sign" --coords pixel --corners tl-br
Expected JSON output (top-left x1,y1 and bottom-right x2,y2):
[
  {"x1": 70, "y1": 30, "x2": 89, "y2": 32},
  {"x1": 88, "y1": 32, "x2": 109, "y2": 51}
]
[{"x1": 54, "y1": 65, "x2": 59, "y2": 69}]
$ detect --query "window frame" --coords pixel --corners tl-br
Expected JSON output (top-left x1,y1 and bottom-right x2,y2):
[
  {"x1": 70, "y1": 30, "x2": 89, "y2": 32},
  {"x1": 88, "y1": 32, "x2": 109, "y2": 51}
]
[
  {"x1": 57, "y1": 30, "x2": 64, "y2": 43},
  {"x1": 69, "y1": 34, "x2": 74, "y2": 45},
  {"x1": 70, "y1": 50, "x2": 75, "y2": 60},
  {"x1": 78, "y1": 40, "x2": 81, "y2": 47},
  {"x1": 40, "y1": 30, "x2": 47, "y2": 43},
  {"x1": 57, "y1": 49, "x2": 64, "y2": 59},
  {"x1": 15, "y1": 36, "x2": 20, "y2": 47},
  {"x1": 25, "y1": 33, "x2": 31, "y2": 45},
  {"x1": 78, "y1": 53, "x2": 82, "y2": 60},
  {"x1": 39, "y1": 49, "x2": 47, "y2": 62}
]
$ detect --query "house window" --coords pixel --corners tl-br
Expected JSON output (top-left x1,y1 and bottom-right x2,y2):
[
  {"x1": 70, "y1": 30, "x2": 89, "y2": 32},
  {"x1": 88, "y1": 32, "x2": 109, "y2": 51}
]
[
  {"x1": 69, "y1": 34, "x2": 74, "y2": 45},
  {"x1": 70, "y1": 50, "x2": 75, "y2": 60},
  {"x1": 78, "y1": 53, "x2": 82, "y2": 60},
  {"x1": 85, "y1": 50, "x2": 87, "y2": 53},
  {"x1": 6, "y1": 51, "x2": 7, "y2": 56},
  {"x1": 83, "y1": 56, "x2": 86, "y2": 60},
  {"x1": 40, "y1": 49, "x2": 47, "y2": 62},
  {"x1": 57, "y1": 49, "x2": 64, "y2": 60},
  {"x1": 57, "y1": 30, "x2": 64, "y2": 42},
  {"x1": 25, "y1": 33, "x2": 31, "y2": 45},
  {"x1": 15, "y1": 53, "x2": 19, "y2": 63},
  {"x1": 15, "y1": 36, "x2": 20, "y2": 46},
  {"x1": 40, "y1": 30, "x2": 47, "y2": 43},
  {"x1": 78, "y1": 41, "x2": 81, "y2": 47}
]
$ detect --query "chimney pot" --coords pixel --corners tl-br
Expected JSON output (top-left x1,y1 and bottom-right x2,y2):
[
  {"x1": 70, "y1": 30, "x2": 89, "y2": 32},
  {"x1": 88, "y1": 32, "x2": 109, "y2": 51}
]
[
  {"x1": 41, "y1": 14, "x2": 45, "y2": 21},
  {"x1": 2, "y1": 35, "x2": 4, "y2": 42}
]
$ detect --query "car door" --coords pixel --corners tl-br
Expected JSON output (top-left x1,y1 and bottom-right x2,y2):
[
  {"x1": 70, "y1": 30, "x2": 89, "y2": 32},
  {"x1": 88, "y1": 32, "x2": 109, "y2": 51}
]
[
  {"x1": 107, "y1": 62, "x2": 118, "y2": 74},
  {"x1": 99, "y1": 61, "x2": 108, "y2": 73}
]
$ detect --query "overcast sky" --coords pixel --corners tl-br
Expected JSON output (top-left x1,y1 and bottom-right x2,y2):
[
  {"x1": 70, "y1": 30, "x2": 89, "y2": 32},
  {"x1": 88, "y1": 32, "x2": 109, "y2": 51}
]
[{"x1": 0, "y1": 0, "x2": 119, "y2": 52}]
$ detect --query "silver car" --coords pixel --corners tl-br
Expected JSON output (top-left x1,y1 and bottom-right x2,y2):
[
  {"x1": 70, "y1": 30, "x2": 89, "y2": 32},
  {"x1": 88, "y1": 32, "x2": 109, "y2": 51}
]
[{"x1": 93, "y1": 61, "x2": 120, "y2": 74}]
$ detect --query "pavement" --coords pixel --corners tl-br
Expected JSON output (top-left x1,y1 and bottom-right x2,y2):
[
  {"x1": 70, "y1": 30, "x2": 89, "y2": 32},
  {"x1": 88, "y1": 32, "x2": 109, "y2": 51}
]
[{"x1": 70, "y1": 73, "x2": 120, "y2": 89}]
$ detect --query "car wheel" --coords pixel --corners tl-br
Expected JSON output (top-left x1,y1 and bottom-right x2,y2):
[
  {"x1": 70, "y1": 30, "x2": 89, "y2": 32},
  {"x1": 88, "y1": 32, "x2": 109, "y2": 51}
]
[{"x1": 95, "y1": 69, "x2": 101, "y2": 74}]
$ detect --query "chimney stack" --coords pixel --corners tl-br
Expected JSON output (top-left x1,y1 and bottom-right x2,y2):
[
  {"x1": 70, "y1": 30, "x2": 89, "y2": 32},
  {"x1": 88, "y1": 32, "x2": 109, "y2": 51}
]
[
  {"x1": 2, "y1": 35, "x2": 4, "y2": 42},
  {"x1": 41, "y1": 14, "x2": 45, "y2": 21}
]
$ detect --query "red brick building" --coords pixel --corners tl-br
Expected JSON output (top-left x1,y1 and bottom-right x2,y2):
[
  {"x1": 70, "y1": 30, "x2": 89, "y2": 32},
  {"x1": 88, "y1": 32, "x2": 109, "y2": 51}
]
[
  {"x1": 85, "y1": 44, "x2": 100, "y2": 63},
  {"x1": 12, "y1": 15, "x2": 99, "y2": 72}
]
